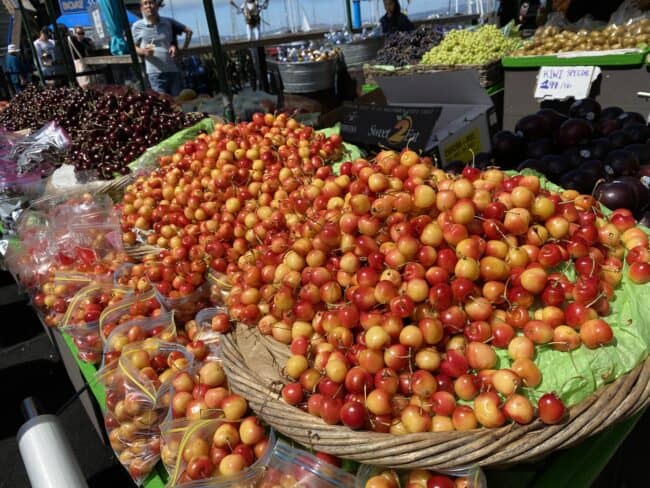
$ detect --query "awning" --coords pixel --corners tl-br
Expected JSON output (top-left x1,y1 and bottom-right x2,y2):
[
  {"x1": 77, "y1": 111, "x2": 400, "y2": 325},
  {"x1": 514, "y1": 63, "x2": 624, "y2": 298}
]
[{"x1": 56, "y1": 10, "x2": 138, "y2": 28}]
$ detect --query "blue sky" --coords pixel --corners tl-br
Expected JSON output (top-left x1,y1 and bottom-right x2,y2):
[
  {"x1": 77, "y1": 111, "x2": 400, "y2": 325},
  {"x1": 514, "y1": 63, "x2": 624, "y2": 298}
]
[{"x1": 157, "y1": 0, "x2": 467, "y2": 39}]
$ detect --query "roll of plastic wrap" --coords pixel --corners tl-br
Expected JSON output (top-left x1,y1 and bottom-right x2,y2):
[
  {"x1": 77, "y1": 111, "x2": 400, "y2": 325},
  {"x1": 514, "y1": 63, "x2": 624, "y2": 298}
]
[{"x1": 18, "y1": 414, "x2": 88, "y2": 488}]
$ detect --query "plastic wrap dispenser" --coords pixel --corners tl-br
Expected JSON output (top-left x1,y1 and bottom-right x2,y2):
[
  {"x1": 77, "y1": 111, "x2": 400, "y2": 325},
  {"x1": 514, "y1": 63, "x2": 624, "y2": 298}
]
[{"x1": 17, "y1": 397, "x2": 88, "y2": 488}]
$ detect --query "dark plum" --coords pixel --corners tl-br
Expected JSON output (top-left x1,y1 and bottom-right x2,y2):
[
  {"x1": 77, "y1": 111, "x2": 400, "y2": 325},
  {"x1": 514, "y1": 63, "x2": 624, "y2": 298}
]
[
  {"x1": 586, "y1": 138, "x2": 612, "y2": 160},
  {"x1": 624, "y1": 124, "x2": 650, "y2": 144},
  {"x1": 613, "y1": 176, "x2": 650, "y2": 212},
  {"x1": 536, "y1": 108, "x2": 568, "y2": 134},
  {"x1": 608, "y1": 130, "x2": 633, "y2": 149},
  {"x1": 598, "y1": 118, "x2": 621, "y2": 136},
  {"x1": 563, "y1": 147, "x2": 585, "y2": 168},
  {"x1": 618, "y1": 112, "x2": 646, "y2": 128},
  {"x1": 578, "y1": 160, "x2": 605, "y2": 179},
  {"x1": 515, "y1": 114, "x2": 550, "y2": 139},
  {"x1": 541, "y1": 154, "x2": 570, "y2": 179},
  {"x1": 559, "y1": 170, "x2": 597, "y2": 195},
  {"x1": 604, "y1": 149, "x2": 640, "y2": 178},
  {"x1": 569, "y1": 98, "x2": 601, "y2": 121},
  {"x1": 525, "y1": 138, "x2": 556, "y2": 159},
  {"x1": 594, "y1": 180, "x2": 639, "y2": 211},
  {"x1": 492, "y1": 131, "x2": 525, "y2": 168},
  {"x1": 557, "y1": 119, "x2": 593, "y2": 147},
  {"x1": 600, "y1": 106, "x2": 624, "y2": 121},
  {"x1": 626, "y1": 144, "x2": 650, "y2": 166}
]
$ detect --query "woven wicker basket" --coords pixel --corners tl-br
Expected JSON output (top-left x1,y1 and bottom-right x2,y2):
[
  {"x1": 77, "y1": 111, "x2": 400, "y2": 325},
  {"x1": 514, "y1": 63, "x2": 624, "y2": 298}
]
[
  {"x1": 220, "y1": 325, "x2": 650, "y2": 470},
  {"x1": 363, "y1": 60, "x2": 503, "y2": 88}
]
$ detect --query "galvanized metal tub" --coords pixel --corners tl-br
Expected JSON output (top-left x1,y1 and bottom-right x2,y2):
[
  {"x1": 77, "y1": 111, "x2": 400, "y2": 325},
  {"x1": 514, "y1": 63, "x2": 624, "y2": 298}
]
[
  {"x1": 272, "y1": 58, "x2": 337, "y2": 94},
  {"x1": 339, "y1": 36, "x2": 385, "y2": 67}
]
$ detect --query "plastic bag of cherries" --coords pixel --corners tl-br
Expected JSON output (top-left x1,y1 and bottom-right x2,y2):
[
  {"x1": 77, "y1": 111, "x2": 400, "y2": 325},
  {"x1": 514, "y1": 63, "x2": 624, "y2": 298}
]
[
  {"x1": 34, "y1": 269, "x2": 115, "y2": 328},
  {"x1": 206, "y1": 270, "x2": 232, "y2": 307},
  {"x1": 99, "y1": 288, "x2": 167, "y2": 342},
  {"x1": 97, "y1": 339, "x2": 194, "y2": 484},
  {"x1": 160, "y1": 416, "x2": 275, "y2": 487},
  {"x1": 356, "y1": 464, "x2": 487, "y2": 488},
  {"x1": 154, "y1": 282, "x2": 211, "y2": 326},
  {"x1": 60, "y1": 283, "x2": 132, "y2": 363},
  {"x1": 101, "y1": 311, "x2": 177, "y2": 367},
  {"x1": 185, "y1": 307, "x2": 232, "y2": 344},
  {"x1": 161, "y1": 348, "x2": 231, "y2": 423},
  {"x1": 257, "y1": 439, "x2": 356, "y2": 488}
]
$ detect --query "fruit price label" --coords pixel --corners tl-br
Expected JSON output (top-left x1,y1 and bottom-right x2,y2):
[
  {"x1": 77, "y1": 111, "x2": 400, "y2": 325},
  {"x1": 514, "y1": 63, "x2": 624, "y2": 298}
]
[
  {"x1": 534, "y1": 66, "x2": 601, "y2": 101},
  {"x1": 441, "y1": 127, "x2": 482, "y2": 164},
  {"x1": 340, "y1": 104, "x2": 442, "y2": 152}
]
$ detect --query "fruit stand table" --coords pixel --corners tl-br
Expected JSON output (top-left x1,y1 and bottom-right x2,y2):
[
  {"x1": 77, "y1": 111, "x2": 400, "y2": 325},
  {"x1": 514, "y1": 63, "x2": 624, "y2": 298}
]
[
  {"x1": 502, "y1": 51, "x2": 650, "y2": 130},
  {"x1": 48, "y1": 323, "x2": 647, "y2": 488}
]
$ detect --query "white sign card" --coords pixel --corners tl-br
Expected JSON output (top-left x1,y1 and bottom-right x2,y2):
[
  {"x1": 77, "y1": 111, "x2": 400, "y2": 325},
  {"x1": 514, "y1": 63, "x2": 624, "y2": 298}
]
[{"x1": 534, "y1": 66, "x2": 602, "y2": 101}]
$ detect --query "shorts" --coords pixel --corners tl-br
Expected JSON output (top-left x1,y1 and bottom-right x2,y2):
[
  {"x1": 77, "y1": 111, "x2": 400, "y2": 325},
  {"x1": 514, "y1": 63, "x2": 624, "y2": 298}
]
[{"x1": 147, "y1": 71, "x2": 182, "y2": 96}]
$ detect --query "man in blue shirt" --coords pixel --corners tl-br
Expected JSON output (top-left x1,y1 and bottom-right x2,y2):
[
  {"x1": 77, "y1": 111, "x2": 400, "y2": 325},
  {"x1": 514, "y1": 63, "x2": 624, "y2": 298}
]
[
  {"x1": 131, "y1": 0, "x2": 193, "y2": 96},
  {"x1": 5, "y1": 44, "x2": 29, "y2": 94}
]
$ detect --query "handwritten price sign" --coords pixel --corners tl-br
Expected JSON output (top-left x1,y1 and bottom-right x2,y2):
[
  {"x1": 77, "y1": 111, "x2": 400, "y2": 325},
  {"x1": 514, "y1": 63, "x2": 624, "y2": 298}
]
[{"x1": 534, "y1": 66, "x2": 601, "y2": 101}]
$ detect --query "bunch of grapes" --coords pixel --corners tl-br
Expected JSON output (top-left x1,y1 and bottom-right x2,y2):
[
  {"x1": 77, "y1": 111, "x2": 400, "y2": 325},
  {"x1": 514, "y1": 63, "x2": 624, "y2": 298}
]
[
  {"x1": 421, "y1": 25, "x2": 518, "y2": 66},
  {"x1": 375, "y1": 24, "x2": 445, "y2": 67}
]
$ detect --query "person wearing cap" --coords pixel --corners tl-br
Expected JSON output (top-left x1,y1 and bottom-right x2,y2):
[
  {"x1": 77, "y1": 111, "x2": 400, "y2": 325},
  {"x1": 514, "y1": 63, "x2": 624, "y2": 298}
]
[{"x1": 4, "y1": 44, "x2": 29, "y2": 94}]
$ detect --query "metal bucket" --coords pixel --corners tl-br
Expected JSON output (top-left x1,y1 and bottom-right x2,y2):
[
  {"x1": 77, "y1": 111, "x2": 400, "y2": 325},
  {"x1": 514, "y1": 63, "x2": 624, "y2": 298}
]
[
  {"x1": 273, "y1": 58, "x2": 337, "y2": 94},
  {"x1": 339, "y1": 37, "x2": 385, "y2": 67}
]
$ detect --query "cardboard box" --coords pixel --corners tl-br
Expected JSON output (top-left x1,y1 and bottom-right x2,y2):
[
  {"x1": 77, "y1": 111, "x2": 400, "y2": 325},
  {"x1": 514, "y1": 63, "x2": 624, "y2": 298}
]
[{"x1": 336, "y1": 70, "x2": 498, "y2": 167}]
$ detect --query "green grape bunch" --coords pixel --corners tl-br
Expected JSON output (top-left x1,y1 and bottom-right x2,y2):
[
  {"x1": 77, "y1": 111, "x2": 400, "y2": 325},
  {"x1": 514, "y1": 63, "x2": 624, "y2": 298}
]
[{"x1": 421, "y1": 25, "x2": 519, "y2": 66}]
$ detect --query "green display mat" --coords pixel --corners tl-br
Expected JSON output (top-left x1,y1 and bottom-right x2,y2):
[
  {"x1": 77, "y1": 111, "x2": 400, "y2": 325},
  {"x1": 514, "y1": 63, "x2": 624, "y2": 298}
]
[
  {"x1": 502, "y1": 50, "x2": 648, "y2": 68},
  {"x1": 60, "y1": 330, "x2": 645, "y2": 487}
]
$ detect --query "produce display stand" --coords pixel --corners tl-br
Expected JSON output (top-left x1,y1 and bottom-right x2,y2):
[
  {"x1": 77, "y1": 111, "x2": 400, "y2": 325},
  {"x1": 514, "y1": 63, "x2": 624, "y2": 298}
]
[
  {"x1": 49, "y1": 298, "x2": 647, "y2": 488},
  {"x1": 502, "y1": 50, "x2": 650, "y2": 130}
]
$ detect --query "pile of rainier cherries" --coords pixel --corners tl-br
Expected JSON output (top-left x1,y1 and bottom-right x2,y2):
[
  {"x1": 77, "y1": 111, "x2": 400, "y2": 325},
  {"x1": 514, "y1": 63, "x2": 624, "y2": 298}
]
[{"x1": 118, "y1": 113, "x2": 650, "y2": 435}]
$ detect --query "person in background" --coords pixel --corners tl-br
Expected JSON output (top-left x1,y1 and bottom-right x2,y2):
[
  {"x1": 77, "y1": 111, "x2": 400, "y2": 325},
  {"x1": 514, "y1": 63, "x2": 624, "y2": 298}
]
[
  {"x1": 4, "y1": 44, "x2": 29, "y2": 94},
  {"x1": 132, "y1": 0, "x2": 193, "y2": 96},
  {"x1": 70, "y1": 26, "x2": 94, "y2": 59},
  {"x1": 380, "y1": 0, "x2": 415, "y2": 35},
  {"x1": 517, "y1": 1, "x2": 540, "y2": 31},
  {"x1": 33, "y1": 27, "x2": 56, "y2": 82}
]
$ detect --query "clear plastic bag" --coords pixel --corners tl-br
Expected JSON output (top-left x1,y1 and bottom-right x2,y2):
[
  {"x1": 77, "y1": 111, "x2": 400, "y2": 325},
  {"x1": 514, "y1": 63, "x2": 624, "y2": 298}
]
[
  {"x1": 185, "y1": 307, "x2": 231, "y2": 344},
  {"x1": 102, "y1": 311, "x2": 177, "y2": 367},
  {"x1": 0, "y1": 128, "x2": 20, "y2": 158},
  {"x1": 162, "y1": 350, "x2": 227, "y2": 422},
  {"x1": 355, "y1": 464, "x2": 487, "y2": 488},
  {"x1": 61, "y1": 283, "x2": 133, "y2": 364},
  {"x1": 99, "y1": 288, "x2": 166, "y2": 342},
  {"x1": 206, "y1": 269, "x2": 232, "y2": 306},
  {"x1": 7, "y1": 122, "x2": 69, "y2": 177},
  {"x1": 97, "y1": 339, "x2": 194, "y2": 485},
  {"x1": 160, "y1": 417, "x2": 275, "y2": 487},
  {"x1": 258, "y1": 439, "x2": 356, "y2": 488},
  {"x1": 0, "y1": 164, "x2": 46, "y2": 200},
  {"x1": 35, "y1": 270, "x2": 114, "y2": 328},
  {"x1": 609, "y1": 0, "x2": 649, "y2": 26},
  {"x1": 155, "y1": 282, "x2": 211, "y2": 325}
]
